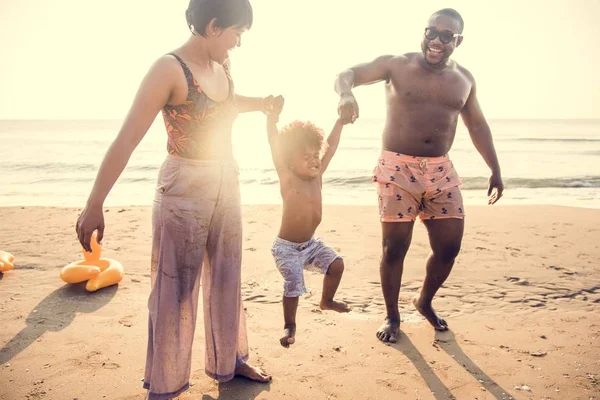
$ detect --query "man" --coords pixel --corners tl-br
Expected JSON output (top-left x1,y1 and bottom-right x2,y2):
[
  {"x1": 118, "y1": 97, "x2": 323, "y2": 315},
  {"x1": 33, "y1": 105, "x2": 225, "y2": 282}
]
[{"x1": 334, "y1": 8, "x2": 503, "y2": 343}]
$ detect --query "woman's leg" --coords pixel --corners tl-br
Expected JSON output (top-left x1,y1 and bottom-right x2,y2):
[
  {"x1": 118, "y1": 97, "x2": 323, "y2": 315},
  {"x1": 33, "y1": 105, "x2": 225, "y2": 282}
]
[
  {"x1": 203, "y1": 167, "x2": 270, "y2": 382},
  {"x1": 144, "y1": 163, "x2": 216, "y2": 399},
  {"x1": 202, "y1": 168, "x2": 248, "y2": 381}
]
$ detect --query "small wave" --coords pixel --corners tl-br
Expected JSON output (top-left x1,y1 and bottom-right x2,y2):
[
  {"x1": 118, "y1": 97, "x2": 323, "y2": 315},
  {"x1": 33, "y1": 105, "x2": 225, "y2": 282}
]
[
  {"x1": 325, "y1": 176, "x2": 373, "y2": 185},
  {"x1": 461, "y1": 176, "x2": 600, "y2": 190},
  {"x1": 5, "y1": 162, "x2": 98, "y2": 172},
  {"x1": 240, "y1": 178, "x2": 279, "y2": 185},
  {"x1": 581, "y1": 150, "x2": 600, "y2": 156},
  {"x1": 338, "y1": 145, "x2": 381, "y2": 151},
  {"x1": 27, "y1": 177, "x2": 156, "y2": 185},
  {"x1": 310, "y1": 175, "x2": 600, "y2": 190},
  {"x1": 241, "y1": 174, "x2": 600, "y2": 190},
  {"x1": 514, "y1": 138, "x2": 600, "y2": 143},
  {"x1": 4, "y1": 162, "x2": 160, "y2": 173}
]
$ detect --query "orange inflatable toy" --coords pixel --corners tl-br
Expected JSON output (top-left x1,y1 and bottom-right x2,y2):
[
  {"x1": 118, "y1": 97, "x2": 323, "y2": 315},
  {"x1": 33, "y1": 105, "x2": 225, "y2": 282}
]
[
  {"x1": 60, "y1": 233, "x2": 124, "y2": 292},
  {"x1": 0, "y1": 250, "x2": 15, "y2": 272}
]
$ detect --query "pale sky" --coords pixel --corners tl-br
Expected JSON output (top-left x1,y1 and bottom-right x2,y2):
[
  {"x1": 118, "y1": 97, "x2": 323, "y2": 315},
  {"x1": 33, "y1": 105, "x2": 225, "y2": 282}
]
[{"x1": 1, "y1": 0, "x2": 599, "y2": 120}]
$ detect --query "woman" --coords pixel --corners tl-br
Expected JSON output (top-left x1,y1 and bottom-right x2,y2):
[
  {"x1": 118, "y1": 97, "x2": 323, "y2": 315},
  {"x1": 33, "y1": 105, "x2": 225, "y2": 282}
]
[{"x1": 75, "y1": 0, "x2": 277, "y2": 398}]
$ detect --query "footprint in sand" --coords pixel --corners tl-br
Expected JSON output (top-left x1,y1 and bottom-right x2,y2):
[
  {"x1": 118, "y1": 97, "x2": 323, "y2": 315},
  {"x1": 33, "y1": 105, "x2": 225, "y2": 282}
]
[
  {"x1": 119, "y1": 316, "x2": 134, "y2": 327},
  {"x1": 549, "y1": 265, "x2": 578, "y2": 277},
  {"x1": 243, "y1": 294, "x2": 279, "y2": 304},
  {"x1": 86, "y1": 350, "x2": 102, "y2": 360},
  {"x1": 376, "y1": 378, "x2": 407, "y2": 392},
  {"x1": 506, "y1": 276, "x2": 530, "y2": 286},
  {"x1": 68, "y1": 350, "x2": 120, "y2": 370},
  {"x1": 244, "y1": 294, "x2": 265, "y2": 301},
  {"x1": 344, "y1": 311, "x2": 371, "y2": 320},
  {"x1": 526, "y1": 300, "x2": 546, "y2": 308},
  {"x1": 101, "y1": 361, "x2": 121, "y2": 369},
  {"x1": 85, "y1": 351, "x2": 121, "y2": 369}
]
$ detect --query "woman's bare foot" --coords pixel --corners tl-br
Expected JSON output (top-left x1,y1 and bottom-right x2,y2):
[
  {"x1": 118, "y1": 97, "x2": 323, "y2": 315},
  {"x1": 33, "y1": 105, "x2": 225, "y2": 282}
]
[
  {"x1": 413, "y1": 296, "x2": 448, "y2": 331},
  {"x1": 144, "y1": 393, "x2": 180, "y2": 400},
  {"x1": 376, "y1": 317, "x2": 400, "y2": 343},
  {"x1": 280, "y1": 324, "x2": 296, "y2": 348},
  {"x1": 320, "y1": 299, "x2": 352, "y2": 313},
  {"x1": 234, "y1": 363, "x2": 272, "y2": 383}
]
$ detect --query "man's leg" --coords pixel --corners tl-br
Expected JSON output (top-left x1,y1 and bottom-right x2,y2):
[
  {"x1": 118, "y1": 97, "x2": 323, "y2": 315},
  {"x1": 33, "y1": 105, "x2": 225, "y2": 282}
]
[
  {"x1": 376, "y1": 221, "x2": 415, "y2": 343},
  {"x1": 414, "y1": 218, "x2": 464, "y2": 331}
]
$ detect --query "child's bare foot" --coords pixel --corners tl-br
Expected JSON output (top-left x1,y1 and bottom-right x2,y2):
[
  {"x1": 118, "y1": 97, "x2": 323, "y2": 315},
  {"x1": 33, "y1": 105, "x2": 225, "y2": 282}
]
[
  {"x1": 280, "y1": 324, "x2": 296, "y2": 348},
  {"x1": 234, "y1": 363, "x2": 272, "y2": 382},
  {"x1": 413, "y1": 296, "x2": 448, "y2": 331},
  {"x1": 376, "y1": 317, "x2": 400, "y2": 343},
  {"x1": 320, "y1": 299, "x2": 351, "y2": 313}
]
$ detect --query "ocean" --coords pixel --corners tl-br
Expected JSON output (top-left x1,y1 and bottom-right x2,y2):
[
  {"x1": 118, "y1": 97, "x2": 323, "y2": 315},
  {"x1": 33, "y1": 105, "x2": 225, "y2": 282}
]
[{"x1": 1, "y1": 118, "x2": 599, "y2": 209}]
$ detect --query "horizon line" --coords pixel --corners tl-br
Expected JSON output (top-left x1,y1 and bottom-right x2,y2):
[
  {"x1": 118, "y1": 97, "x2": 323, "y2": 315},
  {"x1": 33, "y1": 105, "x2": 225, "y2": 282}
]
[{"x1": 1, "y1": 118, "x2": 599, "y2": 122}]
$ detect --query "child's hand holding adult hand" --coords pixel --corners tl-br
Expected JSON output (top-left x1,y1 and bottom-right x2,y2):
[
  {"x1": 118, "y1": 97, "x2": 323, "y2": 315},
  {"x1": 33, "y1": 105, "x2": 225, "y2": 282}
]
[{"x1": 264, "y1": 95, "x2": 285, "y2": 122}]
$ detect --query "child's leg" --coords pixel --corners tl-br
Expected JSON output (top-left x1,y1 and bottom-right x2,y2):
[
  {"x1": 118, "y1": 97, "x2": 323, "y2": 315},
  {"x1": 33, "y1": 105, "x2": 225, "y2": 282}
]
[
  {"x1": 281, "y1": 296, "x2": 299, "y2": 347},
  {"x1": 320, "y1": 258, "x2": 351, "y2": 312},
  {"x1": 272, "y1": 238, "x2": 308, "y2": 348}
]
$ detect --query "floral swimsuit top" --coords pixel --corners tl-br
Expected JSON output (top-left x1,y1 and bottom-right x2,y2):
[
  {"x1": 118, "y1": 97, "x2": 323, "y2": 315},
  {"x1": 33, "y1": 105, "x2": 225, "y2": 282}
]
[{"x1": 162, "y1": 53, "x2": 237, "y2": 159}]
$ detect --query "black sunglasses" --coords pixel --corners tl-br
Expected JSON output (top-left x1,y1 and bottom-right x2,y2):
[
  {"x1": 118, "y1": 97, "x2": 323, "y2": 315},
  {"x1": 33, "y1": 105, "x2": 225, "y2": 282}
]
[{"x1": 424, "y1": 27, "x2": 461, "y2": 44}]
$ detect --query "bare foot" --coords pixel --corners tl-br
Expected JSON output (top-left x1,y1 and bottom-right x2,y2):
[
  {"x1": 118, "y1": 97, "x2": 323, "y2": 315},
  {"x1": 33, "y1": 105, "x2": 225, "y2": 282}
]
[
  {"x1": 376, "y1": 317, "x2": 400, "y2": 343},
  {"x1": 413, "y1": 296, "x2": 448, "y2": 331},
  {"x1": 280, "y1": 324, "x2": 296, "y2": 348},
  {"x1": 320, "y1": 299, "x2": 352, "y2": 313},
  {"x1": 234, "y1": 363, "x2": 272, "y2": 383},
  {"x1": 145, "y1": 393, "x2": 178, "y2": 400}
]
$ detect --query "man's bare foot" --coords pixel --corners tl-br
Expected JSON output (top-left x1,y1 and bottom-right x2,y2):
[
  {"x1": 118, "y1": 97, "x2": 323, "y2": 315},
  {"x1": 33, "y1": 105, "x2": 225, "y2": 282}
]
[
  {"x1": 376, "y1": 317, "x2": 400, "y2": 343},
  {"x1": 234, "y1": 363, "x2": 272, "y2": 383},
  {"x1": 413, "y1": 296, "x2": 448, "y2": 331},
  {"x1": 320, "y1": 299, "x2": 352, "y2": 313},
  {"x1": 280, "y1": 324, "x2": 296, "y2": 348}
]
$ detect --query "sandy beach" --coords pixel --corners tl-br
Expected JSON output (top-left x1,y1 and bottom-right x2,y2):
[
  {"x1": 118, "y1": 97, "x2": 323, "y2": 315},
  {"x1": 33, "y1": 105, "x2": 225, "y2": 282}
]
[{"x1": 1, "y1": 205, "x2": 599, "y2": 400}]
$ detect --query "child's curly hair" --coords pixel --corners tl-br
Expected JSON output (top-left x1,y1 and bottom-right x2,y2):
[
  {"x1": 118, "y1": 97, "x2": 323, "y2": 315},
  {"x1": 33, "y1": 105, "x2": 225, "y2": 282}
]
[{"x1": 277, "y1": 121, "x2": 325, "y2": 165}]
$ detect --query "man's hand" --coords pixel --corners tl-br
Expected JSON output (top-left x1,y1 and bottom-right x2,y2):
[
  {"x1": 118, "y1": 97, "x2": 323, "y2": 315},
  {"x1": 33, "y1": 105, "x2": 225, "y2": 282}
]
[
  {"x1": 338, "y1": 93, "x2": 359, "y2": 124},
  {"x1": 487, "y1": 172, "x2": 504, "y2": 205},
  {"x1": 271, "y1": 95, "x2": 284, "y2": 117}
]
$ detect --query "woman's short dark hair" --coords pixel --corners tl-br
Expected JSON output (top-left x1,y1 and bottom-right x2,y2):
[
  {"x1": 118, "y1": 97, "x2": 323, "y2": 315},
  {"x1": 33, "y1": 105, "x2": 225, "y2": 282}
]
[{"x1": 186, "y1": 0, "x2": 253, "y2": 37}]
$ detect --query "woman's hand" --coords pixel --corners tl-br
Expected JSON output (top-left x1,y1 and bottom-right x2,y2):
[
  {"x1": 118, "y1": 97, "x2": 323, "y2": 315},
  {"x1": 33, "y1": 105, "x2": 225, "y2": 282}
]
[
  {"x1": 263, "y1": 95, "x2": 284, "y2": 121},
  {"x1": 76, "y1": 204, "x2": 105, "y2": 253}
]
